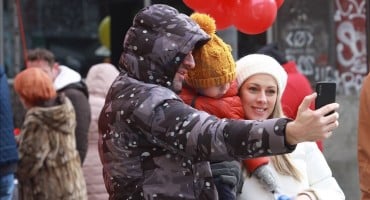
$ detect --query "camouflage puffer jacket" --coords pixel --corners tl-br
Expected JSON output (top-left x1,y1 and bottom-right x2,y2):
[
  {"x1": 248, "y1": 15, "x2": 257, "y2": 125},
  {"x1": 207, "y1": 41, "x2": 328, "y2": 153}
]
[{"x1": 98, "y1": 4, "x2": 295, "y2": 200}]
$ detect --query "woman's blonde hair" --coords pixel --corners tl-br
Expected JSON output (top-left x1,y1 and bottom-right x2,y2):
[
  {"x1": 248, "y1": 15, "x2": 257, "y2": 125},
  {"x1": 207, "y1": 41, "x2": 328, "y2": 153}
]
[
  {"x1": 14, "y1": 67, "x2": 57, "y2": 107},
  {"x1": 270, "y1": 96, "x2": 302, "y2": 181}
]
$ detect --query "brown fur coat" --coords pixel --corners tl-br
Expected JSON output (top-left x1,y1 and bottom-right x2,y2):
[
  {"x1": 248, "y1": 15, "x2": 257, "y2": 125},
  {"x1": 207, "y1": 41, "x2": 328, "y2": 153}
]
[{"x1": 17, "y1": 95, "x2": 87, "y2": 200}]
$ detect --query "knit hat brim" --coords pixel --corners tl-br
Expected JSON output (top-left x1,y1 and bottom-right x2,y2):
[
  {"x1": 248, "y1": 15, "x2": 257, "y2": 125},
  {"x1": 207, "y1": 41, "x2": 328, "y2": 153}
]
[
  {"x1": 186, "y1": 72, "x2": 236, "y2": 89},
  {"x1": 236, "y1": 54, "x2": 288, "y2": 97}
]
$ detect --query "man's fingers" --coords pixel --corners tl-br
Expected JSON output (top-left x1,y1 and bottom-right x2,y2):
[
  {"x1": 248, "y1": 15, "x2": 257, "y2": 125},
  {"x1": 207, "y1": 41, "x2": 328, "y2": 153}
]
[
  {"x1": 317, "y1": 103, "x2": 340, "y2": 116},
  {"x1": 324, "y1": 111, "x2": 339, "y2": 123},
  {"x1": 329, "y1": 120, "x2": 339, "y2": 131},
  {"x1": 299, "y1": 93, "x2": 317, "y2": 112},
  {"x1": 323, "y1": 120, "x2": 339, "y2": 133}
]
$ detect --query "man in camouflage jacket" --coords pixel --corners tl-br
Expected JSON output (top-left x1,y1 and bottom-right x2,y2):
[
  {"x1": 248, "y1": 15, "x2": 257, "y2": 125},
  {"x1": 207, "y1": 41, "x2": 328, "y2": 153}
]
[{"x1": 98, "y1": 4, "x2": 340, "y2": 200}]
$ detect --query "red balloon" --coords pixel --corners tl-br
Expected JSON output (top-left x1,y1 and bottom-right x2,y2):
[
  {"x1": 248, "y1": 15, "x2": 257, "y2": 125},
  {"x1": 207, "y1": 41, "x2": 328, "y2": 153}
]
[
  {"x1": 207, "y1": 0, "x2": 236, "y2": 30},
  {"x1": 234, "y1": 0, "x2": 277, "y2": 35},
  {"x1": 276, "y1": 0, "x2": 284, "y2": 9},
  {"x1": 183, "y1": 0, "x2": 219, "y2": 12}
]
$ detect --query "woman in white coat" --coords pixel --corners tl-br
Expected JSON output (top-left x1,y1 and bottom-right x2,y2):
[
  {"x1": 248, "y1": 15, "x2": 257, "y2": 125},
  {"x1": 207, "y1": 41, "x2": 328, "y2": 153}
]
[
  {"x1": 235, "y1": 54, "x2": 345, "y2": 200},
  {"x1": 83, "y1": 63, "x2": 119, "y2": 200}
]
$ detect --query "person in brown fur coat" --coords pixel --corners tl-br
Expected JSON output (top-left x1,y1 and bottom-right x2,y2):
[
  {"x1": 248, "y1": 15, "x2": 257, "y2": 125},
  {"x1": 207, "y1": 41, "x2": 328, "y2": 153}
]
[{"x1": 14, "y1": 67, "x2": 87, "y2": 200}]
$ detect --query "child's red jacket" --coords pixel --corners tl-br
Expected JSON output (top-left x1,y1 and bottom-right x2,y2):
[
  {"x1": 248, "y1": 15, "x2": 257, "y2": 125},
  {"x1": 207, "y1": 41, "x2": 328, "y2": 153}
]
[{"x1": 179, "y1": 80, "x2": 269, "y2": 173}]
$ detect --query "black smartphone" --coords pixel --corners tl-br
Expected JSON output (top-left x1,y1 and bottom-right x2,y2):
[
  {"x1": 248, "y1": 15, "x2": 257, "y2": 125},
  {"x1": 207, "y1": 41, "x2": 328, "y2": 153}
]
[{"x1": 315, "y1": 81, "x2": 337, "y2": 116}]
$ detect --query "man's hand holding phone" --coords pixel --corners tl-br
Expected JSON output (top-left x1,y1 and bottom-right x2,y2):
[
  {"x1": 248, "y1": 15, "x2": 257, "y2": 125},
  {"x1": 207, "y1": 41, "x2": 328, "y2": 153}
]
[{"x1": 285, "y1": 89, "x2": 339, "y2": 145}]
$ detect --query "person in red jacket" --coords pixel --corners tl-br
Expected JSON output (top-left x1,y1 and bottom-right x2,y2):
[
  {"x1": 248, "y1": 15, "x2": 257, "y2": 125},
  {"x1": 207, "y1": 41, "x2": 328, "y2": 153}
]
[
  {"x1": 257, "y1": 43, "x2": 323, "y2": 151},
  {"x1": 178, "y1": 13, "x2": 276, "y2": 199}
]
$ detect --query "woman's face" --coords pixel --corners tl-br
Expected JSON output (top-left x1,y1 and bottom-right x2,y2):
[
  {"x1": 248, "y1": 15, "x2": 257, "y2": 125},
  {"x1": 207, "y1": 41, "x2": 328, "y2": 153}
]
[{"x1": 239, "y1": 74, "x2": 278, "y2": 120}]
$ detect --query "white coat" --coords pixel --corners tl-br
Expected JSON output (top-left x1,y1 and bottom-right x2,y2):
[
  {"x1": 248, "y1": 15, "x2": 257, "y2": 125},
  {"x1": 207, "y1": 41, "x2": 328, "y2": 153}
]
[{"x1": 237, "y1": 142, "x2": 345, "y2": 200}]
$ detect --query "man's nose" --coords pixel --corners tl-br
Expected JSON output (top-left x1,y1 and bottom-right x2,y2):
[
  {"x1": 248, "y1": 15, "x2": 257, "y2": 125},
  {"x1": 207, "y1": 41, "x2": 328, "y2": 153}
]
[{"x1": 182, "y1": 52, "x2": 195, "y2": 69}]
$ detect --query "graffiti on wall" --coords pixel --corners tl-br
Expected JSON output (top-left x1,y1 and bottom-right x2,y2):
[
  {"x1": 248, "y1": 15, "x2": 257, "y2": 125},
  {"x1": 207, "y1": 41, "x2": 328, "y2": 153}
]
[
  {"x1": 283, "y1": 23, "x2": 333, "y2": 82},
  {"x1": 277, "y1": 0, "x2": 367, "y2": 95},
  {"x1": 277, "y1": 1, "x2": 334, "y2": 91},
  {"x1": 334, "y1": 0, "x2": 366, "y2": 95}
]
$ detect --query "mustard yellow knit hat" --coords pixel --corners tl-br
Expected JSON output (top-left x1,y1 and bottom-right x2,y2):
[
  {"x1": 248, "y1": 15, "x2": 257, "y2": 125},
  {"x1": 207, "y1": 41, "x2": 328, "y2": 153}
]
[{"x1": 185, "y1": 13, "x2": 236, "y2": 89}]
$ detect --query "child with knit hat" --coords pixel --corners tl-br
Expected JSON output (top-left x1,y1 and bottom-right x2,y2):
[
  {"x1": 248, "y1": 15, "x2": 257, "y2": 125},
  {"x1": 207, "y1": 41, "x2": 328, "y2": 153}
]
[
  {"x1": 178, "y1": 13, "x2": 277, "y2": 200},
  {"x1": 184, "y1": 14, "x2": 235, "y2": 99},
  {"x1": 235, "y1": 54, "x2": 344, "y2": 200}
]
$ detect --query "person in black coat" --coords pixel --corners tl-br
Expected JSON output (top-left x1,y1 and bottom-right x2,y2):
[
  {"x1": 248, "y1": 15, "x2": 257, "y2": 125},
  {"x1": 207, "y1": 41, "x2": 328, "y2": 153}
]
[{"x1": 26, "y1": 48, "x2": 91, "y2": 164}]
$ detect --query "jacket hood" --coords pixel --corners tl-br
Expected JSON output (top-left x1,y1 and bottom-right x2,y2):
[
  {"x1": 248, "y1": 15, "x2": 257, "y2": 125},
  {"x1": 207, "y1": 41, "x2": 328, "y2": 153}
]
[
  {"x1": 85, "y1": 63, "x2": 119, "y2": 98},
  {"x1": 54, "y1": 65, "x2": 81, "y2": 90},
  {"x1": 26, "y1": 95, "x2": 75, "y2": 135},
  {"x1": 119, "y1": 4, "x2": 210, "y2": 88}
]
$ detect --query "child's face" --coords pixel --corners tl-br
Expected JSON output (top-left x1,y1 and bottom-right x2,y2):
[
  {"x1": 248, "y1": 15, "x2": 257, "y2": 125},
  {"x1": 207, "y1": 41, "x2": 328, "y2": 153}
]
[
  {"x1": 198, "y1": 82, "x2": 231, "y2": 98},
  {"x1": 239, "y1": 74, "x2": 278, "y2": 120}
]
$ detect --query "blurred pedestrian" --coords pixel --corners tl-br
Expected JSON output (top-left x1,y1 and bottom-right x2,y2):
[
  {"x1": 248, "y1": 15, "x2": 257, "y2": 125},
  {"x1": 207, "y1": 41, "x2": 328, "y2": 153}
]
[
  {"x1": 0, "y1": 66, "x2": 19, "y2": 200},
  {"x1": 83, "y1": 63, "x2": 119, "y2": 200},
  {"x1": 358, "y1": 72, "x2": 370, "y2": 200},
  {"x1": 14, "y1": 67, "x2": 87, "y2": 200},
  {"x1": 26, "y1": 48, "x2": 91, "y2": 164}
]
